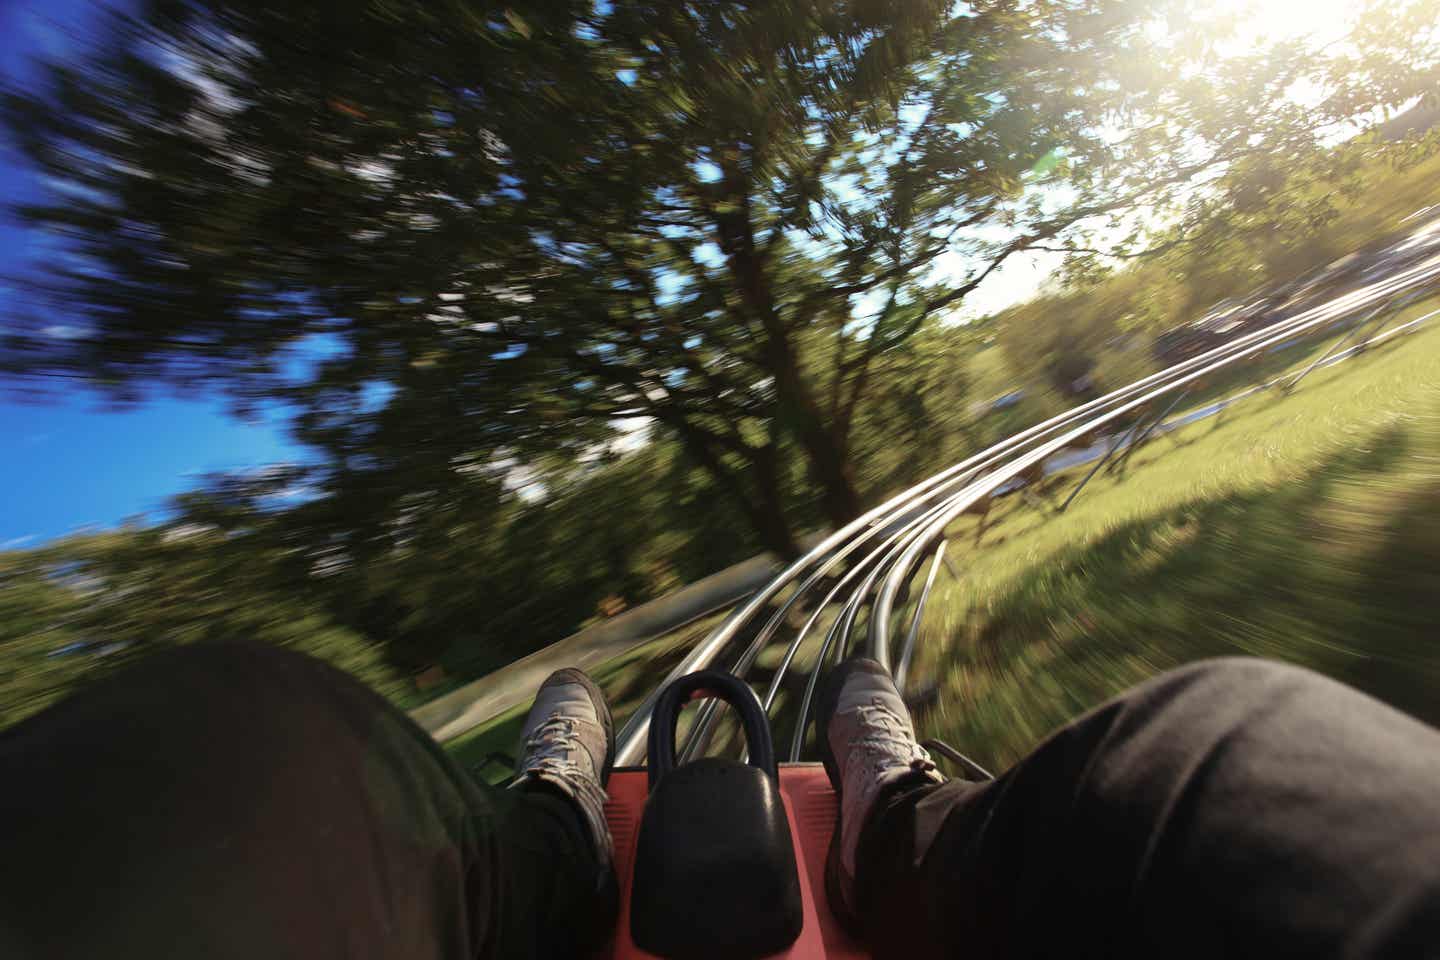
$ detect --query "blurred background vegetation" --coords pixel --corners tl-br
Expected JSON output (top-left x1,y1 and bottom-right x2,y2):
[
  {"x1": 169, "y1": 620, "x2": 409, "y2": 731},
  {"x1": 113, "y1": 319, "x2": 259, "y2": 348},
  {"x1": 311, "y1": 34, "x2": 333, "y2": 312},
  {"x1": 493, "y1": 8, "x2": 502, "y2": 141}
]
[
  {"x1": 1, "y1": 0, "x2": 1437, "y2": 729},
  {"x1": 903, "y1": 296, "x2": 1440, "y2": 769}
]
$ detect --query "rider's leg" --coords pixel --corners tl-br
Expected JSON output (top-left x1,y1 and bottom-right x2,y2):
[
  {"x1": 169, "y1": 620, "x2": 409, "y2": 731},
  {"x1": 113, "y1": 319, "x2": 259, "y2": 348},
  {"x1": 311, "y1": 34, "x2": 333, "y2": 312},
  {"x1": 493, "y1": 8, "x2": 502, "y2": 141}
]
[
  {"x1": 826, "y1": 656, "x2": 1440, "y2": 959},
  {"x1": 0, "y1": 643, "x2": 614, "y2": 960}
]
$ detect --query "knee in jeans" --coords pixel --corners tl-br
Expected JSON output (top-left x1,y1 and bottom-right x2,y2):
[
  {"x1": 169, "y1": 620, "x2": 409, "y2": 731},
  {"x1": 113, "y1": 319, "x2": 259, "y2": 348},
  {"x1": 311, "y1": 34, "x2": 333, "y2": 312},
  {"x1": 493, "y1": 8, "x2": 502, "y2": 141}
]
[
  {"x1": 141, "y1": 640, "x2": 315, "y2": 678},
  {"x1": 1141, "y1": 656, "x2": 1327, "y2": 709},
  {"x1": 102, "y1": 641, "x2": 355, "y2": 718}
]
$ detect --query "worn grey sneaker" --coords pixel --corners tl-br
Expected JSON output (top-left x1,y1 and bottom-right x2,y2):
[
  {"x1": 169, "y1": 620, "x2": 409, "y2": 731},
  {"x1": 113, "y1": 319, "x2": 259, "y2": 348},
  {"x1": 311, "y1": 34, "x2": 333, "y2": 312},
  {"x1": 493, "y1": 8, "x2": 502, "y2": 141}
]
[
  {"x1": 515, "y1": 667, "x2": 615, "y2": 867},
  {"x1": 817, "y1": 658, "x2": 942, "y2": 929}
]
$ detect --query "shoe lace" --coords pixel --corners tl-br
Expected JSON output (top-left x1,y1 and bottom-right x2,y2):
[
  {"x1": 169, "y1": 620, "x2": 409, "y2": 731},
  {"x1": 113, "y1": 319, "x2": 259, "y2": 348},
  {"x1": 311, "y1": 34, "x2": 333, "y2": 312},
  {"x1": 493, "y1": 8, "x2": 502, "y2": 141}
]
[
  {"x1": 848, "y1": 698, "x2": 936, "y2": 777},
  {"x1": 520, "y1": 714, "x2": 613, "y2": 861},
  {"x1": 522, "y1": 715, "x2": 591, "y2": 778}
]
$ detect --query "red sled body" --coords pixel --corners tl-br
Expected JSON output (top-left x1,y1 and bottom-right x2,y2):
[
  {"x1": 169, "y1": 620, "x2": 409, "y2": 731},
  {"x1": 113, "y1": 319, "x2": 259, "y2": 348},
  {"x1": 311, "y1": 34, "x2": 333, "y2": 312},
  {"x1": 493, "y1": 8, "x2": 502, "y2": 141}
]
[{"x1": 598, "y1": 764, "x2": 868, "y2": 960}]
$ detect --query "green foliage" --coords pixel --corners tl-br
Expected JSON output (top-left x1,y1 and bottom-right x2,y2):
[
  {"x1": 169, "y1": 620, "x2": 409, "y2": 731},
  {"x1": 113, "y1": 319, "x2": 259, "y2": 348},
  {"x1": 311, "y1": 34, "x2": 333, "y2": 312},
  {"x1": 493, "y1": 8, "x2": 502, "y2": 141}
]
[
  {"x1": 0, "y1": 429, "x2": 775, "y2": 726},
  {"x1": 1, "y1": 0, "x2": 1438, "y2": 723},
  {"x1": 0, "y1": 525, "x2": 402, "y2": 729},
  {"x1": 990, "y1": 140, "x2": 1440, "y2": 401},
  {"x1": 5, "y1": 128, "x2": 1438, "y2": 722},
  {"x1": 4, "y1": 0, "x2": 1435, "y2": 563},
  {"x1": 905, "y1": 305, "x2": 1440, "y2": 771},
  {"x1": 346, "y1": 437, "x2": 774, "y2": 679}
]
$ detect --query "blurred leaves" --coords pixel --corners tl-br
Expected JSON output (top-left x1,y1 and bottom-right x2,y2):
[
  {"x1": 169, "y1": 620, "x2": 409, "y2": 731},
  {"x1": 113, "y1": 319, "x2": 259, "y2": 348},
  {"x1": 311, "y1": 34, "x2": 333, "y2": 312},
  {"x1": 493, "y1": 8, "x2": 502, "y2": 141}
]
[
  {"x1": 0, "y1": 0, "x2": 1437, "y2": 709},
  {"x1": 5, "y1": 0, "x2": 1436, "y2": 557},
  {"x1": 994, "y1": 139, "x2": 1440, "y2": 396},
  {"x1": 0, "y1": 520, "x2": 400, "y2": 728}
]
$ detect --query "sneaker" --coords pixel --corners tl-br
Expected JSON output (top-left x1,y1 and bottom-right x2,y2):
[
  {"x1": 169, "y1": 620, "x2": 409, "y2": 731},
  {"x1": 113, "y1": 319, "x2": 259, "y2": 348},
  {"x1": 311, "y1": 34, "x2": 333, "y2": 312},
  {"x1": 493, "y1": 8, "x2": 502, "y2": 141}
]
[
  {"x1": 816, "y1": 658, "x2": 942, "y2": 929},
  {"x1": 515, "y1": 667, "x2": 616, "y2": 867}
]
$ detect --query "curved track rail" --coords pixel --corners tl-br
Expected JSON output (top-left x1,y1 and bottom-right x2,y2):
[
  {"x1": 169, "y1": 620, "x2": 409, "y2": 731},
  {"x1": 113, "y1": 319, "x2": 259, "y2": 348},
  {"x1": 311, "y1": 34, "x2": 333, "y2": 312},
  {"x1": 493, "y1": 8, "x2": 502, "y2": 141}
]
[{"x1": 613, "y1": 252, "x2": 1440, "y2": 767}]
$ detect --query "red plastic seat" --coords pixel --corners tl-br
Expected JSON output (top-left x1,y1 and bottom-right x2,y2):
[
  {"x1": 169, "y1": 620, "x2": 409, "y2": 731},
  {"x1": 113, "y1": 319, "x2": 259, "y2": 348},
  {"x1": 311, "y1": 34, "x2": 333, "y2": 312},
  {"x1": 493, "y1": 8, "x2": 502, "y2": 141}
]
[{"x1": 599, "y1": 764, "x2": 871, "y2": 959}]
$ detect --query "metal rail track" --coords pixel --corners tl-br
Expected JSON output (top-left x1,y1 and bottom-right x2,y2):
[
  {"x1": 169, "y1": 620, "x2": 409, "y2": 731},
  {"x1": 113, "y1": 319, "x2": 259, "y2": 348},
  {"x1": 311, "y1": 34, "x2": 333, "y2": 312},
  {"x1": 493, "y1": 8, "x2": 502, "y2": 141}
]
[{"x1": 613, "y1": 251, "x2": 1440, "y2": 767}]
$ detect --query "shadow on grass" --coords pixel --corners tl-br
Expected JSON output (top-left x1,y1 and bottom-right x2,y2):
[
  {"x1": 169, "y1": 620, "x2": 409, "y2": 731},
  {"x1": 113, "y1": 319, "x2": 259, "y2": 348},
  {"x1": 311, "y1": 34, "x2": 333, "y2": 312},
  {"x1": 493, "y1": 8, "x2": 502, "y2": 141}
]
[
  {"x1": 1077, "y1": 317, "x2": 1428, "y2": 489},
  {"x1": 916, "y1": 421, "x2": 1440, "y2": 772}
]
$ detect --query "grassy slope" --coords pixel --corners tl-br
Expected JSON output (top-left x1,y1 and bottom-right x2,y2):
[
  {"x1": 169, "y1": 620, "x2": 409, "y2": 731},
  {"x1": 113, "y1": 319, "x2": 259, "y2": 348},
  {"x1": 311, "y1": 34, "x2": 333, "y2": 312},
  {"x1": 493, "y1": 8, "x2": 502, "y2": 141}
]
[
  {"x1": 446, "y1": 300, "x2": 1440, "y2": 780},
  {"x1": 906, "y1": 302, "x2": 1440, "y2": 773}
]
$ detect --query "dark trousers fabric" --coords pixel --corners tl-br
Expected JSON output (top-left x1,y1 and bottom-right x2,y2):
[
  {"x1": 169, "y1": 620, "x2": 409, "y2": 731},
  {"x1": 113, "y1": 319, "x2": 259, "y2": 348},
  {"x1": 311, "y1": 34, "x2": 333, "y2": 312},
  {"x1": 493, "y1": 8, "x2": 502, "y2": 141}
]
[
  {"x1": 0, "y1": 643, "x2": 604, "y2": 960},
  {"x1": 5, "y1": 647, "x2": 1440, "y2": 959},
  {"x1": 854, "y1": 657, "x2": 1440, "y2": 959}
]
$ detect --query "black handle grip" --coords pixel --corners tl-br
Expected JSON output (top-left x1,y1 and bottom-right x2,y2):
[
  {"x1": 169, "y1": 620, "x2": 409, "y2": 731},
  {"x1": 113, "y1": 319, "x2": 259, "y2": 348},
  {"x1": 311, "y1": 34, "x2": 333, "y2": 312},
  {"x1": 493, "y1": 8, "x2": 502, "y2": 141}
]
[{"x1": 647, "y1": 670, "x2": 776, "y2": 791}]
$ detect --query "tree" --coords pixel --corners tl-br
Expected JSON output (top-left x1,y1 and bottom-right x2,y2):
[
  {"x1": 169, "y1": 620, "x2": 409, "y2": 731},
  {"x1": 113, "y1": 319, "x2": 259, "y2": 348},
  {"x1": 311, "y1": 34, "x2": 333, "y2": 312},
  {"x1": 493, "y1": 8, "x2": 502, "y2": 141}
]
[
  {"x1": 4, "y1": 0, "x2": 1436, "y2": 557},
  {"x1": 0, "y1": 516, "x2": 405, "y2": 729}
]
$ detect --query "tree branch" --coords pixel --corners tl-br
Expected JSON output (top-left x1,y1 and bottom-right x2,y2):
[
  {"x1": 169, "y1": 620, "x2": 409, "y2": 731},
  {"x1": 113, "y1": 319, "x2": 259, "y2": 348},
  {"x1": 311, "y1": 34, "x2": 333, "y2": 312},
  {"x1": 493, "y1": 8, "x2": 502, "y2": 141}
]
[{"x1": 1025, "y1": 236, "x2": 1187, "y2": 259}]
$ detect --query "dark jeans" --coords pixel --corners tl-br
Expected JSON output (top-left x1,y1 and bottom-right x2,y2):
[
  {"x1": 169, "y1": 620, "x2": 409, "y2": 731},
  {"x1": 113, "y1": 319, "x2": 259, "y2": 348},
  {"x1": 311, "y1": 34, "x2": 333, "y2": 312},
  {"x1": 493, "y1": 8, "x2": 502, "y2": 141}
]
[
  {"x1": 0, "y1": 644, "x2": 604, "y2": 959},
  {"x1": 856, "y1": 657, "x2": 1440, "y2": 958},
  {"x1": 4, "y1": 646, "x2": 1440, "y2": 958}
]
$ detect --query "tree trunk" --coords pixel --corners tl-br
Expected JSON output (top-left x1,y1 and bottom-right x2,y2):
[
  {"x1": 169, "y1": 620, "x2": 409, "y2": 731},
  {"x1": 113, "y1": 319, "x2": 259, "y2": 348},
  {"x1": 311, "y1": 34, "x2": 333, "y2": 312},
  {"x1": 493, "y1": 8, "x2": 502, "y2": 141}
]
[
  {"x1": 716, "y1": 177, "x2": 862, "y2": 534},
  {"x1": 797, "y1": 399, "x2": 861, "y2": 528},
  {"x1": 749, "y1": 497, "x2": 801, "y2": 561},
  {"x1": 749, "y1": 442, "x2": 802, "y2": 561},
  {"x1": 772, "y1": 350, "x2": 863, "y2": 530},
  {"x1": 668, "y1": 420, "x2": 801, "y2": 560}
]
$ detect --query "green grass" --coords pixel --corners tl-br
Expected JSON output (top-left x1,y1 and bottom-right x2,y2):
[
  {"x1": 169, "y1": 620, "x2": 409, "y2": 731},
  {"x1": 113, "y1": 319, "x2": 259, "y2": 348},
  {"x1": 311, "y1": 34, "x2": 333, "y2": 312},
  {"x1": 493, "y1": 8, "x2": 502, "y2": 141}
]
[
  {"x1": 446, "y1": 303, "x2": 1440, "y2": 779},
  {"x1": 443, "y1": 610, "x2": 729, "y2": 782},
  {"x1": 903, "y1": 302, "x2": 1440, "y2": 773}
]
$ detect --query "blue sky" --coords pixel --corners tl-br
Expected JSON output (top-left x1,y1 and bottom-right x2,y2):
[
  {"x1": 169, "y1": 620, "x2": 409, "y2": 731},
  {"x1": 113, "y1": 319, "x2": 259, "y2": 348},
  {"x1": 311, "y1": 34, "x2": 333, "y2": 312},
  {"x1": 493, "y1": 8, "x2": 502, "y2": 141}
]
[{"x1": 0, "y1": 0, "x2": 303, "y2": 546}]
